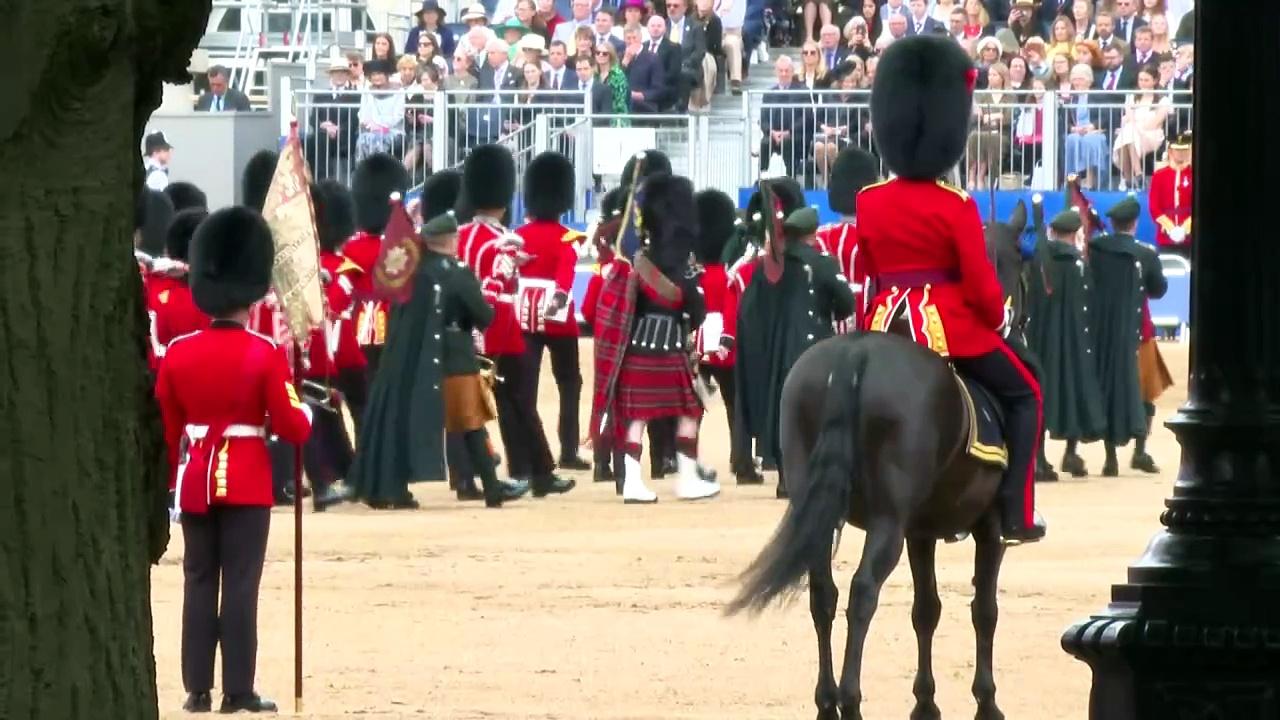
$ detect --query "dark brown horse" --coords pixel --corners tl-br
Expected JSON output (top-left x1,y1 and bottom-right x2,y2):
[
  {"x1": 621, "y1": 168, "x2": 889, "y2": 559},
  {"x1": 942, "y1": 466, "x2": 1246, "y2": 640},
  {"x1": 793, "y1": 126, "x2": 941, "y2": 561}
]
[{"x1": 727, "y1": 203, "x2": 1029, "y2": 720}]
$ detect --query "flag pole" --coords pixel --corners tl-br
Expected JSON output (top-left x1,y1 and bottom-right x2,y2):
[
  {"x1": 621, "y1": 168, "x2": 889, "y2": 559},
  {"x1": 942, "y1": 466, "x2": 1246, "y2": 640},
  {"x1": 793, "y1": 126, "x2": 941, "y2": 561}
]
[{"x1": 293, "y1": 346, "x2": 304, "y2": 715}]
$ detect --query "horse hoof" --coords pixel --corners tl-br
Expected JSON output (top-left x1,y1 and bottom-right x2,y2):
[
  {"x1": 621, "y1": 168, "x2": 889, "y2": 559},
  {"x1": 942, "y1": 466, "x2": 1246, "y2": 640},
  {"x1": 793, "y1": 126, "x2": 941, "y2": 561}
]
[
  {"x1": 815, "y1": 708, "x2": 840, "y2": 720},
  {"x1": 911, "y1": 701, "x2": 942, "y2": 720},
  {"x1": 975, "y1": 704, "x2": 1005, "y2": 720}
]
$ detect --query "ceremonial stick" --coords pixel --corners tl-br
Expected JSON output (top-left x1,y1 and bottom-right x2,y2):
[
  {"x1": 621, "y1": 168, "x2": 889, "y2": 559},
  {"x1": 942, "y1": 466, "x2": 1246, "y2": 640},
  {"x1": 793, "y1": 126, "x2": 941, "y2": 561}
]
[{"x1": 293, "y1": 347, "x2": 305, "y2": 715}]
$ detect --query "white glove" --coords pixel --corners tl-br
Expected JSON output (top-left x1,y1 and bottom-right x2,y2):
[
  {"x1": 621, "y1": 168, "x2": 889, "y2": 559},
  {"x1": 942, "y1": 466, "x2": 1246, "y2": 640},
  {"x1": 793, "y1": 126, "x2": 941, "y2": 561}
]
[
  {"x1": 492, "y1": 253, "x2": 516, "y2": 280},
  {"x1": 1168, "y1": 226, "x2": 1186, "y2": 244},
  {"x1": 998, "y1": 300, "x2": 1015, "y2": 339}
]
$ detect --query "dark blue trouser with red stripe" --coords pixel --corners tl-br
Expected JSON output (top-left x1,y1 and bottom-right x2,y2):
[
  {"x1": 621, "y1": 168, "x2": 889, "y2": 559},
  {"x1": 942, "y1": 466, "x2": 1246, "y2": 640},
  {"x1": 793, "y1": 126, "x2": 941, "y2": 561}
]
[{"x1": 952, "y1": 340, "x2": 1043, "y2": 531}]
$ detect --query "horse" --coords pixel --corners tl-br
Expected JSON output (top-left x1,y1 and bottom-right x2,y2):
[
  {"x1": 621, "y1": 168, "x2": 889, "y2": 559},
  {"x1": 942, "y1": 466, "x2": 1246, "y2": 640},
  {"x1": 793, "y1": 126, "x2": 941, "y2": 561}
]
[{"x1": 727, "y1": 201, "x2": 1030, "y2": 720}]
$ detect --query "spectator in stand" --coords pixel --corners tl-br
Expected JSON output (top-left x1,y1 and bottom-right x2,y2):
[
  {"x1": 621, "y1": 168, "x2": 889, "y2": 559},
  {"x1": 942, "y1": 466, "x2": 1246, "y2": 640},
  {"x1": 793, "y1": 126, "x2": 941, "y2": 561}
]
[
  {"x1": 594, "y1": 8, "x2": 626, "y2": 54},
  {"x1": 1046, "y1": 15, "x2": 1075, "y2": 59},
  {"x1": 1090, "y1": 11, "x2": 1117, "y2": 46},
  {"x1": 1140, "y1": 0, "x2": 1168, "y2": 23},
  {"x1": 508, "y1": 62, "x2": 552, "y2": 137},
  {"x1": 800, "y1": 0, "x2": 833, "y2": 44},
  {"x1": 554, "y1": 0, "x2": 595, "y2": 45},
  {"x1": 538, "y1": 0, "x2": 566, "y2": 39},
  {"x1": 356, "y1": 60, "x2": 406, "y2": 161},
  {"x1": 1132, "y1": 26, "x2": 1156, "y2": 66},
  {"x1": 1173, "y1": 41, "x2": 1193, "y2": 88},
  {"x1": 815, "y1": 23, "x2": 846, "y2": 70},
  {"x1": 1112, "y1": 0, "x2": 1148, "y2": 47},
  {"x1": 595, "y1": 42, "x2": 632, "y2": 119},
  {"x1": 403, "y1": 66, "x2": 436, "y2": 178},
  {"x1": 932, "y1": 0, "x2": 958, "y2": 24},
  {"x1": 1148, "y1": 13, "x2": 1171, "y2": 54},
  {"x1": 1038, "y1": 0, "x2": 1072, "y2": 35},
  {"x1": 904, "y1": 0, "x2": 944, "y2": 35},
  {"x1": 516, "y1": 34, "x2": 554, "y2": 72},
  {"x1": 1062, "y1": 63, "x2": 1112, "y2": 189},
  {"x1": 814, "y1": 63, "x2": 862, "y2": 184},
  {"x1": 1023, "y1": 36, "x2": 1050, "y2": 78},
  {"x1": 864, "y1": 54, "x2": 878, "y2": 85},
  {"x1": 1013, "y1": 77, "x2": 1046, "y2": 182},
  {"x1": 370, "y1": 33, "x2": 396, "y2": 62},
  {"x1": 691, "y1": 0, "x2": 723, "y2": 109},
  {"x1": 859, "y1": 0, "x2": 883, "y2": 45},
  {"x1": 1007, "y1": 54, "x2": 1031, "y2": 93},
  {"x1": 405, "y1": 2, "x2": 455, "y2": 58},
  {"x1": 961, "y1": 0, "x2": 988, "y2": 40},
  {"x1": 545, "y1": 41, "x2": 576, "y2": 90},
  {"x1": 305, "y1": 58, "x2": 359, "y2": 181},
  {"x1": 496, "y1": 18, "x2": 532, "y2": 60},
  {"x1": 758, "y1": 56, "x2": 808, "y2": 178},
  {"x1": 663, "y1": 0, "x2": 709, "y2": 113},
  {"x1": 461, "y1": 3, "x2": 489, "y2": 30},
  {"x1": 1112, "y1": 64, "x2": 1170, "y2": 189},
  {"x1": 462, "y1": 25, "x2": 498, "y2": 60},
  {"x1": 1047, "y1": 51, "x2": 1072, "y2": 89},
  {"x1": 796, "y1": 40, "x2": 827, "y2": 88},
  {"x1": 623, "y1": 24, "x2": 667, "y2": 111},
  {"x1": 641, "y1": 15, "x2": 680, "y2": 109},
  {"x1": 345, "y1": 53, "x2": 366, "y2": 89},
  {"x1": 620, "y1": 0, "x2": 649, "y2": 32},
  {"x1": 1071, "y1": 0, "x2": 1095, "y2": 40},
  {"x1": 195, "y1": 66, "x2": 252, "y2": 112},
  {"x1": 974, "y1": 37, "x2": 1002, "y2": 87},
  {"x1": 713, "y1": 0, "x2": 746, "y2": 95},
  {"x1": 844, "y1": 16, "x2": 875, "y2": 62},
  {"x1": 444, "y1": 48, "x2": 480, "y2": 95},
  {"x1": 876, "y1": 13, "x2": 909, "y2": 51},
  {"x1": 416, "y1": 34, "x2": 450, "y2": 77},
  {"x1": 394, "y1": 55, "x2": 418, "y2": 88},
  {"x1": 575, "y1": 55, "x2": 613, "y2": 113},
  {"x1": 1154, "y1": 52, "x2": 1174, "y2": 89},
  {"x1": 514, "y1": 0, "x2": 543, "y2": 41},
  {"x1": 947, "y1": 8, "x2": 969, "y2": 49},
  {"x1": 1073, "y1": 39, "x2": 1103, "y2": 72},
  {"x1": 1096, "y1": 42, "x2": 1137, "y2": 90},
  {"x1": 1006, "y1": 0, "x2": 1038, "y2": 46},
  {"x1": 966, "y1": 62, "x2": 1011, "y2": 189},
  {"x1": 879, "y1": 0, "x2": 908, "y2": 26}
]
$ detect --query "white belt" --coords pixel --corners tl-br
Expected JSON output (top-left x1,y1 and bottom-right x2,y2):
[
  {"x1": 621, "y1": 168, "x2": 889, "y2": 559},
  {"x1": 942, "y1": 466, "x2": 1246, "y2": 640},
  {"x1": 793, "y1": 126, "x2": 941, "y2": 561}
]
[
  {"x1": 495, "y1": 293, "x2": 516, "y2": 304},
  {"x1": 184, "y1": 424, "x2": 266, "y2": 440}
]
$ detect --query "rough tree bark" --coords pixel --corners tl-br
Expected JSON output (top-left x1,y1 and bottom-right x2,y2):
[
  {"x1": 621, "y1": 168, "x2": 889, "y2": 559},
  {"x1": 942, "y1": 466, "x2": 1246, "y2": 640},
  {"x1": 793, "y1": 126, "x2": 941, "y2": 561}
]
[{"x1": 0, "y1": 2, "x2": 211, "y2": 717}]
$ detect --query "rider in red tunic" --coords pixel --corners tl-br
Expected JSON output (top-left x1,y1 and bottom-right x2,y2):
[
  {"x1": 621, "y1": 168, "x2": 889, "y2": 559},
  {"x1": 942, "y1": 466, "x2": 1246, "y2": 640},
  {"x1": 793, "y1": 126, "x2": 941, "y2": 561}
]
[
  {"x1": 815, "y1": 147, "x2": 880, "y2": 332},
  {"x1": 859, "y1": 35, "x2": 1046, "y2": 543}
]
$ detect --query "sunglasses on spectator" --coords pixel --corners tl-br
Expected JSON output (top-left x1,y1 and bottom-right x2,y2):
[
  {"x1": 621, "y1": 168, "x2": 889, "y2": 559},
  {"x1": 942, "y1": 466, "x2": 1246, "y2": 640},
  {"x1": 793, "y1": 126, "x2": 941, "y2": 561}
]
[
  {"x1": 802, "y1": 50, "x2": 818, "y2": 55},
  {"x1": 596, "y1": 50, "x2": 610, "y2": 55}
]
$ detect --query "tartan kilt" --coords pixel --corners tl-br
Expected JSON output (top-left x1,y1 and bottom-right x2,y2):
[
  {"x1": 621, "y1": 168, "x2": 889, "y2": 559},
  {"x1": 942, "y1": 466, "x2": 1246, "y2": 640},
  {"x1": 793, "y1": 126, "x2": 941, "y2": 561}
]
[{"x1": 615, "y1": 352, "x2": 702, "y2": 421}]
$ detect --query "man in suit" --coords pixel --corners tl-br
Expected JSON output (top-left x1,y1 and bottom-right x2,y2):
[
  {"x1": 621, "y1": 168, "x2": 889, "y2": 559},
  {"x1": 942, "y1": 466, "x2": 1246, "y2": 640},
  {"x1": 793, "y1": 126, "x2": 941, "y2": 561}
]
[
  {"x1": 1095, "y1": 42, "x2": 1138, "y2": 92},
  {"x1": 903, "y1": 0, "x2": 944, "y2": 36},
  {"x1": 663, "y1": 0, "x2": 709, "y2": 112},
  {"x1": 623, "y1": 24, "x2": 669, "y2": 112},
  {"x1": 195, "y1": 65, "x2": 252, "y2": 112},
  {"x1": 576, "y1": 56, "x2": 613, "y2": 115},
  {"x1": 546, "y1": 41, "x2": 577, "y2": 92},
  {"x1": 816, "y1": 24, "x2": 847, "y2": 70},
  {"x1": 1132, "y1": 26, "x2": 1157, "y2": 66},
  {"x1": 1112, "y1": 0, "x2": 1148, "y2": 47},
  {"x1": 552, "y1": 0, "x2": 594, "y2": 45},
  {"x1": 641, "y1": 15, "x2": 681, "y2": 111},
  {"x1": 758, "y1": 55, "x2": 809, "y2": 177},
  {"x1": 471, "y1": 39, "x2": 521, "y2": 143},
  {"x1": 593, "y1": 8, "x2": 626, "y2": 55},
  {"x1": 1091, "y1": 11, "x2": 1117, "y2": 46},
  {"x1": 304, "y1": 58, "x2": 360, "y2": 181}
]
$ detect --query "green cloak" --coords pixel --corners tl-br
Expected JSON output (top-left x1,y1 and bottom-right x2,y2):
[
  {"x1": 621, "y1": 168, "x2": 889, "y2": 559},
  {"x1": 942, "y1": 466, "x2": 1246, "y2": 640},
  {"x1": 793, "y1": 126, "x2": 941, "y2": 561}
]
[
  {"x1": 348, "y1": 257, "x2": 447, "y2": 502},
  {"x1": 735, "y1": 242, "x2": 856, "y2": 461},
  {"x1": 1025, "y1": 237, "x2": 1105, "y2": 441},
  {"x1": 1086, "y1": 233, "x2": 1168, "y2": 445}
]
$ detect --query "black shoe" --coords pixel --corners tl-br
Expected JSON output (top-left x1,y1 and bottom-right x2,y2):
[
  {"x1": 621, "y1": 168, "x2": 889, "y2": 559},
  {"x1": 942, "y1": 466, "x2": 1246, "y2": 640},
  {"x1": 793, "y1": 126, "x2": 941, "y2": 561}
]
[
  {"x1": 735, "y1": 467, "x2": 765, "y2": 485},
  {"x1": 1035, "y1": 464, "x2": 1060, "y2": 483},
  {"x1": 219, "y1": 693, "x2": 277, "y2": 713},
  {"x1": 312, "y1": 485, "x2": 346, "y2": 512},
  {"x1": 531, "y1": 473, "x2": 576, "y2": 497},
  {"x1": 368, "y1": 493, "x2": 420, "y2": 510},
  {"x1": 1102, "y1": 459, "x2": 1119, "y2": 477},
  {"x1": 273, "y1": 487, "x2": 296, "y2": 507},
  {"x1": 456, "y1": 486, "x2": 484, "y2": 502},
  {"x1": 559, "y1": 455, "x2": 592, "y2": 471},
  {"x1": 1131, "y1": 452, "x2": 1160, "y2": 474},
  {"x1": 1002, "y1": 517, "x2": 1047, "y2": 545},
  {"x1": 1060, "y1": 452, "x2": 1089, "y2": 478},
  {"x1": 593, "y1": 464, "x2": 614, "y2": 482},
  {"x1": 775, "y1": 483, "x2": 788, "y2": 500},
  {"x1": 183, "y1": 691, "x2": 212, "y2": 713}
]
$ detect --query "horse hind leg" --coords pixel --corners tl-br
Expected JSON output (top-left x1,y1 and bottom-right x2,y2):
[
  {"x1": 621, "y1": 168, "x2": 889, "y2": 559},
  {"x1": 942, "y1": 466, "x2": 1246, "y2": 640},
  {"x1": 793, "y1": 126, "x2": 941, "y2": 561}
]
[
  {"x1": 837, "y1": 521, "x2": 906, "y2": 720},
  {"x1": 908, "y1": 537, "x2": 942, "y2": 720},
  {"x1": 971, "y1": 514, "x2": 1007, "y2": 720},
  {"x1": 810, "y1": 563, "x2": 840, "y2": 720}
]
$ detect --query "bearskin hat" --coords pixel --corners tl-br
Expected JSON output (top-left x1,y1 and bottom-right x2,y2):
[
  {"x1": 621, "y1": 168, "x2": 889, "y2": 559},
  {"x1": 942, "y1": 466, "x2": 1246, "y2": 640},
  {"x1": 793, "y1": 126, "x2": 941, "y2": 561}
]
[
  {"x1": 164, "y1": 181, "x2": 208, "y2": 212},
  {"x1": 165, "y1": 208, "x2": 208, "y2": 262},
  {"x1": 420, "y1": 169, "x2": 464, "y2": 222},
  {"x1": 523, "y1": 152, "x2": 575, "y2": 220},
  {"x1": 871, "y1": 35, "x2": 975, "y2": 180},
  {"x1": 462, "y1": 144, "x2": 516, "y2": 212},
  {"x1": 621, "y1": 149, "x2": 672, "y2": 190},
  {"x1": 694, "y1": 189, "x2": 737, "y2": 263},
  {"x1": 745, "y1": 177, "x2": 805, "y2": 229},
  {"x1": 312, "y1": 180, "x2": 356, "y2": 253},
  {"x1": 135, "y1": 188, "x2": 174, "y2": 256},
  {"x1": 189, "y1": 207, "x2": 275, "y2": 317},
  {"x1": 352, "y1": 153, "x2": 411, "y2": 234},
  {"x1": 600, "y1": 187, "x2": 627, "y2": 219},
  {"x1": 639, "y1": 173, "x2": 696, "y2": 275},
  {"x1": 241, "y1": 150, "x2": 278, "y2": 211},
  {"x1": 828, "y1": 148, "x2": 880, "y2": 216}
]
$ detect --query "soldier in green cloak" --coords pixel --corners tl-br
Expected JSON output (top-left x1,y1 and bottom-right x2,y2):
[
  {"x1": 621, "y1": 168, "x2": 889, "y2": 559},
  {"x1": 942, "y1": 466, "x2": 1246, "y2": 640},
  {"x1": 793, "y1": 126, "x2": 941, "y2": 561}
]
[
  {"x1": 1026, "y1": 204, "x2": 1106, "y2": 477},
  {"x1": 1088, "y1": 196, "x2": 1168, "y2": 476},
  {"x1": 734, "y1": 205, "x2": 856, "y2": 499}
]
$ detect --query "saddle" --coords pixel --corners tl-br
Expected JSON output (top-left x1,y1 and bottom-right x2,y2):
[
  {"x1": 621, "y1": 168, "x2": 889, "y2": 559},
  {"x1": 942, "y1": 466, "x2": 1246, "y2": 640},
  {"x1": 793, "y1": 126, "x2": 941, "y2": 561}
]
[{"x1": 952, "y1": 371, "x2": 1008, "y2": 469}]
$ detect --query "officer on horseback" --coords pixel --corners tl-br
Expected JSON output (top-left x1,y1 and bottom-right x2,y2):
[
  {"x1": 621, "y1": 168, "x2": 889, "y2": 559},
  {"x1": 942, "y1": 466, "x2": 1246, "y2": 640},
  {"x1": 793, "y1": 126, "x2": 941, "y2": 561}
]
[{"x1": 859, "y1": 35, "x2": 1047, "y2": 544}]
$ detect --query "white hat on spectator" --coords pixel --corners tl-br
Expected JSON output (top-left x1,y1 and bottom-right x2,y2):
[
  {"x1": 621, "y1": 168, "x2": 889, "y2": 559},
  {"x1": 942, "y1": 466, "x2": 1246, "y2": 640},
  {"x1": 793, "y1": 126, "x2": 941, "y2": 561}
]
[
  {"x1": 461, "y1": 3, "x2": 488, "y2": 21},
  {"x1": 326, "y1": 56, "x2": 349, "y2": 73},
  {"x1": 975, "y1": 36, "x2": 1002, "y2": 56},
  {"x1": 517, "y1": 34, "x2": 547, "y2": 55}
]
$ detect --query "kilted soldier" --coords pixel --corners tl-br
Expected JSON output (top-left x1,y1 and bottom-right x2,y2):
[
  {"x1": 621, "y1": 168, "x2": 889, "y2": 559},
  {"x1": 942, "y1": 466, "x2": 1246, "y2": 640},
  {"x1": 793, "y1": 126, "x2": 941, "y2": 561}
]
[
  {"x1": 814, "y1": 147, "x2": 880, "y2": 331},
  {"x1": 514, "y1": 152, "x2": 591, "y2": 471},
  {"x1": 1025, "y1": 203, "x2": 1105, "y2": 478},
  {"x1": 156, "y1": 206, "x2": 313, "y2": 714},
  {"x1": 736, "y1": 205, "x2": 855, "y2": 499},
  {"x1": 457, "y1": 144, "x2": 575, "y2": 497},
  {"x1": 346, "y1": 153, "x2": 412, "y2": 380},
  {"x1": 1089, "y1": 196, "x2": 1168, "y2": 476},
  {"x1": 590, "y1": 173, "x2": 721, "y2": 504},
  {"x1": 582, "y1": 189, "x2": 629, "y2": 483}
]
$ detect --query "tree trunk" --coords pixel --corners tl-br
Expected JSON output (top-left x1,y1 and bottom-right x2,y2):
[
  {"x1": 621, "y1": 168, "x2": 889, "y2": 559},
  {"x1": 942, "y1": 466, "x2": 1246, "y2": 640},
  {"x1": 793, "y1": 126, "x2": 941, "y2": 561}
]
[{"x1": 0, "y1": 2, "x2": 211, "y2": 717}]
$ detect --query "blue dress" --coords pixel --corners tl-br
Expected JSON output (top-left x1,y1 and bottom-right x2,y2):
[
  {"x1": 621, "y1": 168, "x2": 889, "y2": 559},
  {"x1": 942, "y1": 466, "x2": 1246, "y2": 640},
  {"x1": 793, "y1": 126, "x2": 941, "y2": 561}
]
[{"x1": 1064, "y1": 96, "x2": 1111, "y2": 184}]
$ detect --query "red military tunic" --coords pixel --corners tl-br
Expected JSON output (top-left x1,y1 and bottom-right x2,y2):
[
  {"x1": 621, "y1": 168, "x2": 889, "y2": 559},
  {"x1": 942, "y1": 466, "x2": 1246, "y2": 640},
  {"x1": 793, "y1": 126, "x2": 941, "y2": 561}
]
[
  {"x1": 859, "y1": 179, "x2": 1005, "y2": 359},
  {"x1": 581, "y1": 257, "x2": 620, "y2": 334},
  {"x1": 457, "y1": 215, "x2": 525, "y2": 356},
  {"x1": 306, "y1": 252, "x2": 367, "y2": 378},
  {"x1": 155, "y1": 322, "x2": 313, "y2": 509},
  {"x1": 149, "y1": 275, "x2": 211, "y2": 362},
  {"x1": 513, "y1": 219, "x2": 582, "y2": 337},
  {"x1": 815, "y1": 219, "x2": 868, "y2": 332},
  {"x1": 342, "y1": 231, "x2": 390, "y2": 350},
  {"x1": 248, "y1": 291, "x2": 296, "y2": 376},
  {"x1": 695, "y1": 262, "x2": 735, "y2": 368},
  {"x1": 1148, "y1": 161, "x2": 1192, "y2": 252}
]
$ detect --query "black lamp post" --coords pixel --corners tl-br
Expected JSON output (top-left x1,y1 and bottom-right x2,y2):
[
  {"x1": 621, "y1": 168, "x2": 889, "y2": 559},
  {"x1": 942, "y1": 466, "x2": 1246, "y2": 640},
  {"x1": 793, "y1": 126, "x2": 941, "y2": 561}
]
[{"x1": 1061, "y1": 3, "x2": 1280, "y2": 718}]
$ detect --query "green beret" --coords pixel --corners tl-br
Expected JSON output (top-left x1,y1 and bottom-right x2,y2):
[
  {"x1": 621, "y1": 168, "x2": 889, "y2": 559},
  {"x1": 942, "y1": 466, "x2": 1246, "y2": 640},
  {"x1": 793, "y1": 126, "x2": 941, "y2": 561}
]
[
  {"x1": 783, "y1": 206, "x2": 819, "y2": 237},
  {"x1": 1105, "y1": 195, "x2": 1141, "y2": 224},
  {"x1": 1049, "y1": 209, "x2": 1082, "y2": 234},
  {"x1": 421, "y1": 210, "x2": 458, "y2": 237}
]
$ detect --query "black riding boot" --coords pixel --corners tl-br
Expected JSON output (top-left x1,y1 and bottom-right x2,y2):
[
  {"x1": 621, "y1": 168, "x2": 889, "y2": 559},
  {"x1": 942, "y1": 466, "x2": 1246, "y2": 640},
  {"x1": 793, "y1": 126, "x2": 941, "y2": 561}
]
[
  {"x1": 1061, "y1": 439, "x2": 1088, "y2": 477},
  {"x1": 1102, "y1": 442, "x2": 1120, "y2": 477},
  {"x1": 464, "y1": 430, "x2": 527, "y2": 507},
  {"x1": 1131, "y1": 403, "x2": 1159, "y2": 473},
  {"x1": 1035, "y1": 432, "x2": 1058, "y2": 482}
]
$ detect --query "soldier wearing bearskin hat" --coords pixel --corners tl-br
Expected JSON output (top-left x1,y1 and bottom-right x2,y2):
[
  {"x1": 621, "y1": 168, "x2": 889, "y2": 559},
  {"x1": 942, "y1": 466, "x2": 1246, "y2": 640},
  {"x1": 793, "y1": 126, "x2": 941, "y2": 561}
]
[
  {"x1": 814, "y1": 147, "x2": 880, "y2": 332},
  {"x1": 164, "y1": 181, "x2": 209, "y2": 213},
  {"x1": 514, "y1": 152, "x2": 592, "y2": 471},
  {"x1": 859, "y1": 35, "x2": 1045, "y2": 543},
  {"x1": 156, "y1": 206, "x2": 312, "y2": 714},
  {"x1": 589, "y1": 172, "x2": 721, "y2": 504},
  {"x1": 1148, "y1": 131, "x2": 1192, "y2": 259},
  {"x1": 147, "y1": 208, "x2": 212, "y2": 371},
  {"x1": 457, "y1": 144, "x2": 575, "y2": 497},
  {"x1": 346, "y1": 153, "x2": 412, "y2": 380}
]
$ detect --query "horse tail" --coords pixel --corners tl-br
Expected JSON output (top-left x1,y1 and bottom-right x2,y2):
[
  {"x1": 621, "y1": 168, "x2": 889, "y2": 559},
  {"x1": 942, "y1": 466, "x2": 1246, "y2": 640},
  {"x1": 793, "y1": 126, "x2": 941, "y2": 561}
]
[{"x1": 726, "y1": 348, "x2": 866, "y2": 615}]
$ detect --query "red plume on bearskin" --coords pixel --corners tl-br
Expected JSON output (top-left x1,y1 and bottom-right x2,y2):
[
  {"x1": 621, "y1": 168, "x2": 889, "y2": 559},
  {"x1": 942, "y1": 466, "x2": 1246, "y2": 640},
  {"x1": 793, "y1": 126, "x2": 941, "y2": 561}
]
[{"x1": 760, "y1": 181, "x2": 785, "y2": 284}]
